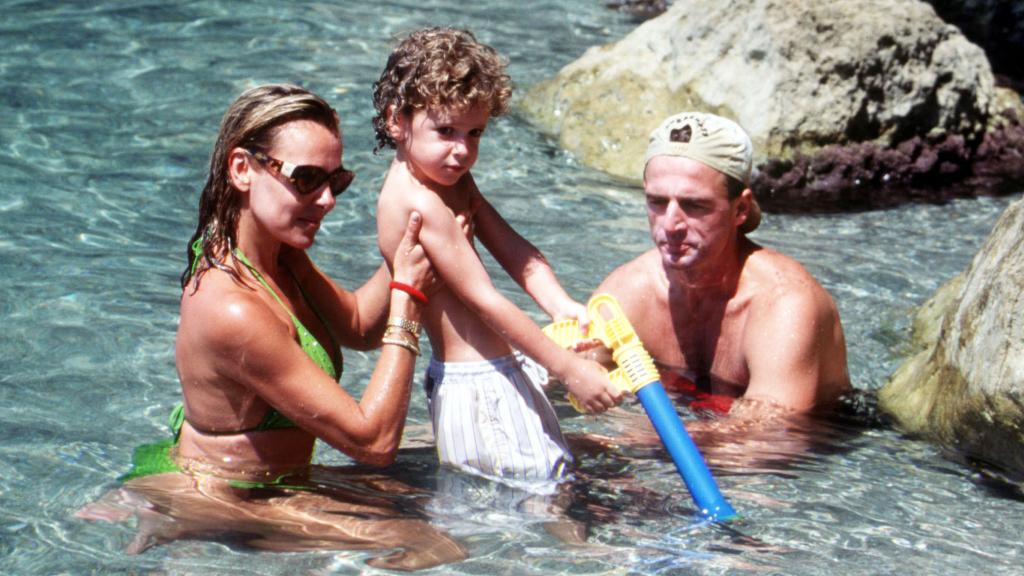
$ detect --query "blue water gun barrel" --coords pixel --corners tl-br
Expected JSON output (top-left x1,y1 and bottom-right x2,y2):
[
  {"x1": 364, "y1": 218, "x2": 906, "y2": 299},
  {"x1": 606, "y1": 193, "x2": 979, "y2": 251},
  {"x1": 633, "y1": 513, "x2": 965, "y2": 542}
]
[
  {"x1": 635, "y1": 381, "x2": 737, "y2": 521},
  {"x1": 545, "y1": 293, "x2": 737, "y2": 522}
]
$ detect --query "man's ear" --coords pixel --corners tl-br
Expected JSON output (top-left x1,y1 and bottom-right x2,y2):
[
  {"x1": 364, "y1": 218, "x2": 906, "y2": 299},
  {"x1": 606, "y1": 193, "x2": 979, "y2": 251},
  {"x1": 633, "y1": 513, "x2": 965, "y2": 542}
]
[
  {"x1": 227, "y1": 147, "x2": 253, "y2": 192},
  {"x1": 386, "y1": 105, "x2": 407, "y2": 142},
  {"x1": 733, "y1": 188, "x2": 753, "y2": 227},
  {"x1": 736, "y1": 188, "x2": 762, "y2": 233}
]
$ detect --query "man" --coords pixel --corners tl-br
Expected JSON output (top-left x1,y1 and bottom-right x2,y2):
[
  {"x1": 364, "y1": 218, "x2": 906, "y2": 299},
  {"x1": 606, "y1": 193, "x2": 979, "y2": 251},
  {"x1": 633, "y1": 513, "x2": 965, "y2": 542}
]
[{"x1": 594, "y1": 112, "x2": 850, "y2": 413}]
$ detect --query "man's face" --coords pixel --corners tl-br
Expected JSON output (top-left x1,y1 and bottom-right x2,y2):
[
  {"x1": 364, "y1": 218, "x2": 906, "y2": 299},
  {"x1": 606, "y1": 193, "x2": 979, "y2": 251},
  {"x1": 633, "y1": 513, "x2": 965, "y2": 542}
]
[{"x1": 644, "y1": 155, "x2": 738, "y2": 272}]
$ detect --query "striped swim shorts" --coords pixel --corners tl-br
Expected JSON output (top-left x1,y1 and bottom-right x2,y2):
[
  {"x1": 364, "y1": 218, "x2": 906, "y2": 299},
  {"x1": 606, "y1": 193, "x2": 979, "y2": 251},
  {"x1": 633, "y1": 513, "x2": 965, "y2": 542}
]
[{"x1": 424, "y1": 353, "x2": 573, "y2": 482}]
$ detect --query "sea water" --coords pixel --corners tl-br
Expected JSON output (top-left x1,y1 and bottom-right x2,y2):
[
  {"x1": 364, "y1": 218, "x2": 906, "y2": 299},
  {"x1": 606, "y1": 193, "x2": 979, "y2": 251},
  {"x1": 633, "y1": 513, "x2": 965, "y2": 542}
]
[{"x1": 1, "y1": 1, "x2": 1022, "y2": 574}]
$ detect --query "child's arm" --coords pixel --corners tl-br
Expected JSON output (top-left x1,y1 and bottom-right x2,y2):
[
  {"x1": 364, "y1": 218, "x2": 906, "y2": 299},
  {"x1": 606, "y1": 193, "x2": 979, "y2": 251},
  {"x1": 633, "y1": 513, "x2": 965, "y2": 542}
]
[
  {"x1": 471, "y1": 189, "x2": 588, "y2": 326},
  {"x1": 400, "y1": 191, "x2": 621, "y2": 412}
]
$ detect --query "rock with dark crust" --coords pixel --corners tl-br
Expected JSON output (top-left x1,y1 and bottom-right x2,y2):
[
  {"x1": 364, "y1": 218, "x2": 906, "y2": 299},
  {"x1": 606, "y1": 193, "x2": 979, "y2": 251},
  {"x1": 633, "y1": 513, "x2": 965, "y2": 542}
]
[{"x1": 522, "y1": 0, "x2": 1024, "y2": 209}]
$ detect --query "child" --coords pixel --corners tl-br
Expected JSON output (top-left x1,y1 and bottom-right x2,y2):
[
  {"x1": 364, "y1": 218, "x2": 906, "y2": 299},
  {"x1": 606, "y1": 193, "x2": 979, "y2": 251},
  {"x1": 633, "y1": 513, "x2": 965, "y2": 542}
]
[{"x1": 373, "y1": 27, "x2": 622, "y2": 482}]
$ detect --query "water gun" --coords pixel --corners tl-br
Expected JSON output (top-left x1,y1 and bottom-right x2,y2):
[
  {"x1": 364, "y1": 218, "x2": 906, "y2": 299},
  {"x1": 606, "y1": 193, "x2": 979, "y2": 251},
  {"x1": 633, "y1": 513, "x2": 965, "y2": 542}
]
[{"x1": 543, "y1": 293, "x2": 738, "y2": 522}]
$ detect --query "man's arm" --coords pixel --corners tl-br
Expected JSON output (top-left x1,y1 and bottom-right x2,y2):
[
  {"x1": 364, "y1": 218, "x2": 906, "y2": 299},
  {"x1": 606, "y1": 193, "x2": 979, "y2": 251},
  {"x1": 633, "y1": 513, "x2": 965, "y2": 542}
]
[{"x1": 742, "y1": 287, "x2": 850, "y2": 412}]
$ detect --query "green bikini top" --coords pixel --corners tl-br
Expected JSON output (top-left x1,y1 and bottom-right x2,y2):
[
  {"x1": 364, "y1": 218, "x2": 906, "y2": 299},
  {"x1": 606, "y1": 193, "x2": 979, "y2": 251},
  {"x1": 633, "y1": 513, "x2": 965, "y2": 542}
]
[{"x1": 172, "y1": 241, "x2": 341, "y2": 437}]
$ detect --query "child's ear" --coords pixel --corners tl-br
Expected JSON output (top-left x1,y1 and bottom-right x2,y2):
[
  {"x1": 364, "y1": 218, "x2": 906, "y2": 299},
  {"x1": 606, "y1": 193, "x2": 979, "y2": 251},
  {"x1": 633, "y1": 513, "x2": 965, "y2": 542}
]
[{"x1": 386, "y1": 105, "x2": 407, "y2": 142}]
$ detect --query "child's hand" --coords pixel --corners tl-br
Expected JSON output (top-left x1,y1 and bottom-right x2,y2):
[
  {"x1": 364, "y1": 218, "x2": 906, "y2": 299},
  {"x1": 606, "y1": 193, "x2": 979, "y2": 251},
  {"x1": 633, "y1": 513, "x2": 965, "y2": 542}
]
[
  {"x1": 561, "y1": 358, "x2": 624, "y2": 414},
  {"x1": 392, "y1": 211, "x2": 439, "y2": 296},
  {"x1": 553, "y1": 300, "x2": 591, "y2": 342}
]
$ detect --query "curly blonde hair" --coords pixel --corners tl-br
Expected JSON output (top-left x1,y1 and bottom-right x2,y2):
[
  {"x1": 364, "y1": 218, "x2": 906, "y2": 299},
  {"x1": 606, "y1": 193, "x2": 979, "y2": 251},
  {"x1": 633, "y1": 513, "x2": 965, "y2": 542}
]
[{"x1": 372, "y1": 27, "x2": 512, "y2": 152}]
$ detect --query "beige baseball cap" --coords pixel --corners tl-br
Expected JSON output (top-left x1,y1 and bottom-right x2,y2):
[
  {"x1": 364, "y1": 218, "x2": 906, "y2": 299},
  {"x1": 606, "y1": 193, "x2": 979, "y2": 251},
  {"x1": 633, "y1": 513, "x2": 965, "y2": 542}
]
[{"x1": 644, "y1": 112, "x2": 761, "y2": 233}]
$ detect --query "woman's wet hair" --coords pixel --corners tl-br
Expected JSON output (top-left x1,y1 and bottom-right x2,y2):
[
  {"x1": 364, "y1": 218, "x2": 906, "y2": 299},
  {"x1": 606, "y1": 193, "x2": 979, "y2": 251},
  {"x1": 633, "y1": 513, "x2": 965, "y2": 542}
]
[
  {"x1": 182, "y1": 84, "x2": 339, "y2": 290},
  {"x1": 371, "y1": 27, "x2": 512, "y2": 153}
]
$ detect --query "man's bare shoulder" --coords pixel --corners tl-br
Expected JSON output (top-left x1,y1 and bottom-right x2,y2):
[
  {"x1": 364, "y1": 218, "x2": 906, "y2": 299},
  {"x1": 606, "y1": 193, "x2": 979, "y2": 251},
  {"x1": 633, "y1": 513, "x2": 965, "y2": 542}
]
[
  {"x1": 744, "y1": 245, "x2": 834, "y2": 305},
  {"x1": 596, "y1": 249, "x2": 664, "y2": 310},
  {"x1": 739, "y1": 243, "x2": 851, "y2": 407},
  {"x1": 741, "y1": 245, "x2": 842, "y2": 336}
]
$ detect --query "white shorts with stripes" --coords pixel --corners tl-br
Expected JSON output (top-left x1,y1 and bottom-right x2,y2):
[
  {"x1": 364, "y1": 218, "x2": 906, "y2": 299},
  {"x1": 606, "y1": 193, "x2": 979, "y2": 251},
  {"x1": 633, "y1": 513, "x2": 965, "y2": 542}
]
[{"x1": 424, "y1": 353, "x2": 573, "y2": 482}]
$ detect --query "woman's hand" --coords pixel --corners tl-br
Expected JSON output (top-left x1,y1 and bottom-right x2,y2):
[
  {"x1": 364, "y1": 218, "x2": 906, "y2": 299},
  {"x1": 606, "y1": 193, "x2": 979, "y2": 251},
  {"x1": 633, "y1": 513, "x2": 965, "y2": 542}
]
[
  {"x1": 391, "y1": 211, "x2": 437, "y2": 295},
  {"x1": 453, "y1": 191, "x2": 480, "y2": 242}
]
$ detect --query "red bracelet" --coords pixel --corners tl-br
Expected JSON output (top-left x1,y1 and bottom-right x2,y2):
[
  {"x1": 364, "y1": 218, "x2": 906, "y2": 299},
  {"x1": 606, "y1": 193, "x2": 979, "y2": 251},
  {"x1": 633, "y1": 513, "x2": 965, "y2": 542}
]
[{"x1": 389, "y1": 281, "x2": 429, "y2": 305}]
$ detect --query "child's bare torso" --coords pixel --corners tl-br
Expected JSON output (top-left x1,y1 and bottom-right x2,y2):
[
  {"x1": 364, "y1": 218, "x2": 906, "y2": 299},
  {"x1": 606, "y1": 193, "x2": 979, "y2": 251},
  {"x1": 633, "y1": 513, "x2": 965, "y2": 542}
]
[{"x1": 377, "y1": 167, "x2": 511, "y2": 362}]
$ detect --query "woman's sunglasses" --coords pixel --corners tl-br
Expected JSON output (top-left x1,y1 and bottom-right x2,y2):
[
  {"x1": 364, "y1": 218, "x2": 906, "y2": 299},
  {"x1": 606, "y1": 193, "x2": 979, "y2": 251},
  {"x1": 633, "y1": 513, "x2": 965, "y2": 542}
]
[{"x1": 247, "y1": 149, "x2": 355, "y2": 197}]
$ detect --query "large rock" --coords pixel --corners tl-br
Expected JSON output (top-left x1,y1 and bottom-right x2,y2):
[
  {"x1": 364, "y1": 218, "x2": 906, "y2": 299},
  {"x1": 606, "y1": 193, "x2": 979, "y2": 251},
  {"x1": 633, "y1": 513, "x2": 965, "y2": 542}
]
[
  {"x1": 521, "y1": 0, "x2": 1024, "y2": 207},
  {"x1": 880, "y1": 196, "x2": 1024, "y2": 479}
]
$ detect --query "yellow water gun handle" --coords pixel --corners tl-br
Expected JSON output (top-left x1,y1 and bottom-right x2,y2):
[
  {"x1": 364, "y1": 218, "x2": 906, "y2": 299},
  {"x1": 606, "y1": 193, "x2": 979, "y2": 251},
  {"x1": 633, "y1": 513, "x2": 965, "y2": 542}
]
[
  {"x1": 541, "y1": 319, "x2": 622, "y2": 411},
  {"x1": 541, "y1": 293, "x2": 660, "y2": 412}
]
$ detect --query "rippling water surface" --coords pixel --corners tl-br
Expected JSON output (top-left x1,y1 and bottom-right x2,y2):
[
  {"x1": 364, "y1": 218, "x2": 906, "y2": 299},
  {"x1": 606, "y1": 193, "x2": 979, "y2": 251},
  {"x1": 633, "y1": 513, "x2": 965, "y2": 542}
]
[{"x1": 2, "y1": 1, "x2": 1023, "y2": 574}]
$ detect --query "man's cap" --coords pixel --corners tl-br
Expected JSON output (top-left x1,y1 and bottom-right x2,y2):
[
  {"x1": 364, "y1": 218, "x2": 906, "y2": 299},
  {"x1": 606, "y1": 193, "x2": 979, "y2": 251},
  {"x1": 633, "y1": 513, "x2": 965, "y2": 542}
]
[{"x1": 644, "y1": 112, "x2": 761, "y2": 233}]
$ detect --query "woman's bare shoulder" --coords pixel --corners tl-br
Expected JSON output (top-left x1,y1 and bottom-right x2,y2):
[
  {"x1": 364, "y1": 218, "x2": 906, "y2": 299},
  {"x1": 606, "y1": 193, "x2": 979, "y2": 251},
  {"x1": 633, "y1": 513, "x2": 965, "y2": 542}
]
[{"x1": 179, "y1": 270, "x2": 292, "y2": 354}]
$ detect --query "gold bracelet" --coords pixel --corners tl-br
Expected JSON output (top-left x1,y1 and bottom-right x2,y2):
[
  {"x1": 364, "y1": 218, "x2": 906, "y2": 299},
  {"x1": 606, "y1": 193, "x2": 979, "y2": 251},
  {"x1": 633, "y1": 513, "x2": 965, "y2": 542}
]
[
  {"x1": 387, "y1": 316, "x2": 421, "y2": 337},
  {"x1": 383, "y1": 326, "x2": 412, "y2": 340},
  {"x1": 382, "y1": 336, "x2": 420, "y2": 356},
  {"x1": 383, "y1": 327, "x2": 420, "y2": 351}
]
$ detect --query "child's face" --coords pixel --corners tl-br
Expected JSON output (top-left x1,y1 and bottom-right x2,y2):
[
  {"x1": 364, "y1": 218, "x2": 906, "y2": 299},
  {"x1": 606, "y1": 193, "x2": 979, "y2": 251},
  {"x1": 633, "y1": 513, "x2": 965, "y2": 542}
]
[{"x1": 396, "y1": 104, "x2": 490, "y2": 187}]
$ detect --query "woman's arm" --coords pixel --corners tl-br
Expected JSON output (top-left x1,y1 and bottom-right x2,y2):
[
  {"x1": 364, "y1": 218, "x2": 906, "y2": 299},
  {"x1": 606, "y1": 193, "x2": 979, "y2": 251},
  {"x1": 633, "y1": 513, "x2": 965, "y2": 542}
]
[
  {"x1": 207, "y1": 213, "x2": 431, "y2": 465},
  {"x1": 284, "y1": 208, "x2": 471, "y2": 351},
  {"x1": 279, "y1": 249, "x2": 391, "y2": 351}
]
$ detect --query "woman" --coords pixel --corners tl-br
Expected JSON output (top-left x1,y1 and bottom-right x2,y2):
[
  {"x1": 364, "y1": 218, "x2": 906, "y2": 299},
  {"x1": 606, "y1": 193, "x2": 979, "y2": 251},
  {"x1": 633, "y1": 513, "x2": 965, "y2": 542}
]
[{"x1": 80, "y1": 84, "x2": 466, "y2": 570}]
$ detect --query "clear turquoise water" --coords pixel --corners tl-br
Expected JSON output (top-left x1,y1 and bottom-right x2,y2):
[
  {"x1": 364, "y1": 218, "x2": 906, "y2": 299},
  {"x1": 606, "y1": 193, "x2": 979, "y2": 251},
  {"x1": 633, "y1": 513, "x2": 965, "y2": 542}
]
[{"x1": 2, "y1": 1, "x2": 1023, "y2": 574}]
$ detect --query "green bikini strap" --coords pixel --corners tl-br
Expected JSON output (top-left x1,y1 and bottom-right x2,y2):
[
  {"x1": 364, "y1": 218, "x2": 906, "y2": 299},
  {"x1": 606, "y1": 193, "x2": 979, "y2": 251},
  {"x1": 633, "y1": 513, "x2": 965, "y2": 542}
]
[
  {"x1": 190, "y1": 239, "x2": 285, "y2": 309},
  {"x1": 232, "y1": 249, "x2": 290, "y2": 310},
  {"x1": 189, "y1": 237, "x2": 203, "y2": 277},
  {"x1": 168, "y1": 403, "x2": 185, "y2": 439},
  {"x1": 232, "y1": 248, "x2": 339, "y2": 381}
]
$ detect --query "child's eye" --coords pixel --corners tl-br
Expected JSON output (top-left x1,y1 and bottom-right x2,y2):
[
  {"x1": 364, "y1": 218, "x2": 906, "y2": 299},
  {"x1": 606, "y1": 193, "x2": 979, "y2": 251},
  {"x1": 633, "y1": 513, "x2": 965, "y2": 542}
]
[
  {"x1": 469, "y1": 128, "x2": 484, "y2": 138},
  {"x1": 436, "y1": 126, "x2": 454, "y2": 136}
]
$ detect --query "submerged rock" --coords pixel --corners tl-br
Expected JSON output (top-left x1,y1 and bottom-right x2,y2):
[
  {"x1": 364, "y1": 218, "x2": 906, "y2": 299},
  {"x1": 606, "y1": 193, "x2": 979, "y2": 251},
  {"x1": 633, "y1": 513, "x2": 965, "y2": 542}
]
[
  {"x1": 881, "y1": 197, "x2": 1024, "y2": 480},
  {"x1": 521, "y1": 0, "x2": 1024, "y2": 208},
  {"x1": 604, "y1": 0, "x2": 669, "y2": 22}
]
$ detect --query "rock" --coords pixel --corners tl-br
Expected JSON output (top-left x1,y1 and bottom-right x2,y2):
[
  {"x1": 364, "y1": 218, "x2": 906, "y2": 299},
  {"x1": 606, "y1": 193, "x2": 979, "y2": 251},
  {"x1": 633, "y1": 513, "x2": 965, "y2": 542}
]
[
  {"x1": 880, "y1": 197, "x2": 1024, "y2": 479},
  {"x1": 521, "y1": 0, "x2": 1024, "y2": 208}
]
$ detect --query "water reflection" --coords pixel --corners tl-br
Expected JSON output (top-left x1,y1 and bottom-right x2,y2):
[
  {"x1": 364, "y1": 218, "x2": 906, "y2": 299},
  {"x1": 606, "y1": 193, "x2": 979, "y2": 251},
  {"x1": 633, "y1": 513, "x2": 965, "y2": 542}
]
[
  {"x1": 76, "y1": 462, "x2": 467, "y2": 571},
  {"x1": 572, "y1": 389, "x2": 884, "y2": 481},
  {"x1": 73, "y1": 393, "x2": 886, "y2": 572}
]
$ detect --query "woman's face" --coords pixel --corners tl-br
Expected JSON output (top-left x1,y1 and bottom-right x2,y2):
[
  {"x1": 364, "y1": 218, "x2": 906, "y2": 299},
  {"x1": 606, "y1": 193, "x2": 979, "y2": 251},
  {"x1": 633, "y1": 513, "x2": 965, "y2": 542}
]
[{"x1": 243, "y1": 120, "x2": 341, "y2": 249}]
